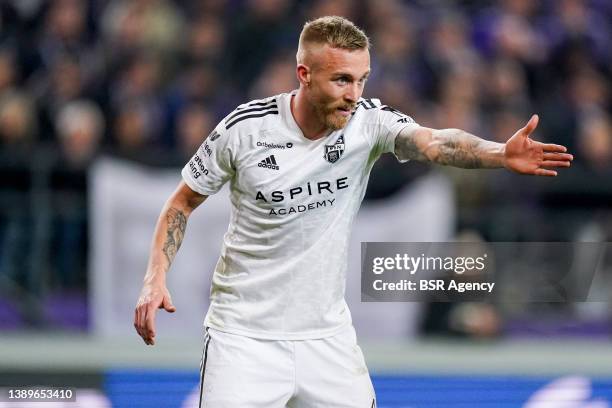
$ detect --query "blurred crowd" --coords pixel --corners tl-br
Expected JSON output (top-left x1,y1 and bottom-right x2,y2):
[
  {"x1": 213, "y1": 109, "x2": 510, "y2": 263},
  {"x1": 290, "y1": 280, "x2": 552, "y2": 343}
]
[
  {"x1": 1, "y1": 0, "x2": 612, "y2": 327},
  {"x1": 0, "y1": 0, "x2": 610, "y2": 168}
]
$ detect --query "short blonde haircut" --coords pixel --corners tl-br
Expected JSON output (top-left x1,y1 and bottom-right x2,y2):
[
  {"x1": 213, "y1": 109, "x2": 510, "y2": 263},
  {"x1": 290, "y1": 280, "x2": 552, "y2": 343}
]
[{"x1": 297, "y1": 16, "x2": 369, "y2": 64}]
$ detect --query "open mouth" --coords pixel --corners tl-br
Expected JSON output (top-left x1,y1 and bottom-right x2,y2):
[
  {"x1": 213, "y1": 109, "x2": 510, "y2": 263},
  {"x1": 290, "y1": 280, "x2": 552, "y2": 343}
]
[{"x1": 336, "y1": 106, "x2": 353, "y2": 116}]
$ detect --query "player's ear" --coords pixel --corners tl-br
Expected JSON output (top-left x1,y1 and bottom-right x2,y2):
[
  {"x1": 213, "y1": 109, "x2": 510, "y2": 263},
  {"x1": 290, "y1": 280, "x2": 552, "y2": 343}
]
[{"x1": 296, "y1": 64, "x2": 311, "y2": 87}]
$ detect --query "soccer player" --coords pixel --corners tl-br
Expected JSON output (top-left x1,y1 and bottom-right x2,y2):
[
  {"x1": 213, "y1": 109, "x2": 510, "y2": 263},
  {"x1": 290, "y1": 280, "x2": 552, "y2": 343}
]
[{"x1": 134, "y1": 16, "x2": 572, "y2": 407}]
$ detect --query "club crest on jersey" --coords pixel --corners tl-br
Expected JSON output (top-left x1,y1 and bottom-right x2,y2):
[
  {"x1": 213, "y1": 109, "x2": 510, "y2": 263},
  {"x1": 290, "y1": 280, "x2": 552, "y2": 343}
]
[{"x1": 324, "y1": 135, "x2": 345, "y2": 163}]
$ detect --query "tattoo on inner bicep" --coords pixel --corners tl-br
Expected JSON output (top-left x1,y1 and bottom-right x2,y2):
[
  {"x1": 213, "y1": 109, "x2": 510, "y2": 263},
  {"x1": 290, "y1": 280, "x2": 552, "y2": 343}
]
[{"x1": 163, "y1": 207, "x2": 187, "y2": 264}]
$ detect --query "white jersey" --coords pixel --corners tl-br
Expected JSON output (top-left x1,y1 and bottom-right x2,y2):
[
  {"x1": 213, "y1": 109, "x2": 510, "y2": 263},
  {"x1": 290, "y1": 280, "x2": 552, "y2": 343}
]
[{"x1": 182, "y1": 91, "x2": 418, "y2": 340}]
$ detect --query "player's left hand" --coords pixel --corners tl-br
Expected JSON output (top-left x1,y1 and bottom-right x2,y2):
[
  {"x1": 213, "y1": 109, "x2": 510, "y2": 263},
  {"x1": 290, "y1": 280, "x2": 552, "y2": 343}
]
[{"x1": 504, "y1": 114, "x2": 573, "y2": 176}]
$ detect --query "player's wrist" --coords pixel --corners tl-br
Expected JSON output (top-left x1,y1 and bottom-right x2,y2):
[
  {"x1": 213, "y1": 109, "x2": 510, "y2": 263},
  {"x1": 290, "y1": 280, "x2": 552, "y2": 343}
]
[
  {"x1": 499, "y1": 143, "x2": 508, "y2": 169},
  {"x1": 143, "y1": 270, "x2": 167, "y2": 287}
]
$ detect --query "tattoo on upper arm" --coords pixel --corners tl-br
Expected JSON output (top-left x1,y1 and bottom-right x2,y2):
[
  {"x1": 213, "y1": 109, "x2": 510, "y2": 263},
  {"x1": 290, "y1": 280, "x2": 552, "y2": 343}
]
[
  {"x1": 395, "y1": 130, "x2": 426, "y2": 161},
  {"x1": 162, "y1": 207, "x2": 187, "y2": 264}
]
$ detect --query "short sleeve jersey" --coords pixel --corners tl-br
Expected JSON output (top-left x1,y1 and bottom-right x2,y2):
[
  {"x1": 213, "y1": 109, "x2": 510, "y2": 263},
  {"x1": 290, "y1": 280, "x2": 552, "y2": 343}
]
[{"x1": 182, "y1": 91, "x2": 418, "y2": 340}]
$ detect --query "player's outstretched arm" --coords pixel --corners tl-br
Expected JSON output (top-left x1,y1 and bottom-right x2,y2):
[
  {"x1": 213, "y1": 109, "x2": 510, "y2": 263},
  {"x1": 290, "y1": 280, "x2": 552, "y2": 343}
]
[
  {"x1": 134, "y1": 181, "x2": 207, "y2": 345},
  {"x1": 395, "y1": 114, "x2": 573, "y2": 176}
]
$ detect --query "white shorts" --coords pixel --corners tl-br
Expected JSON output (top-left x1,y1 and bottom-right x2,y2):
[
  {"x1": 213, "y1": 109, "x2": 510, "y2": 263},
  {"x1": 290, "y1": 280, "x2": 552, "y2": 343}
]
[{"x1": 197, "y1": 325, "x2": 376, "y2": 408}]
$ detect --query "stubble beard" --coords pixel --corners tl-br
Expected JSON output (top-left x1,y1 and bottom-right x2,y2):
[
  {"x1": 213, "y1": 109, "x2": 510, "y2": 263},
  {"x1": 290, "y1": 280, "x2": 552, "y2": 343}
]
[{"x1": 313, "y1": 101, "x2": 352, "y2": 131}]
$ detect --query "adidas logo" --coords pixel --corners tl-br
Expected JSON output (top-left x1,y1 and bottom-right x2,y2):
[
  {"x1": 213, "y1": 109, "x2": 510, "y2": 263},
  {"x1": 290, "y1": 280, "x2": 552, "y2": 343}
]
[{"x1": 258, "y1": 155, "x2": 279, "y2": 170}]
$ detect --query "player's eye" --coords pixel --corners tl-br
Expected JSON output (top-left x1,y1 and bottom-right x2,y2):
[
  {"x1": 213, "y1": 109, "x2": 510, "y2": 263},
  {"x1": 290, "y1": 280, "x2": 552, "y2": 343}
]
[{"x1": 335, "y1": 77, "x2": 350, "y2": 85}]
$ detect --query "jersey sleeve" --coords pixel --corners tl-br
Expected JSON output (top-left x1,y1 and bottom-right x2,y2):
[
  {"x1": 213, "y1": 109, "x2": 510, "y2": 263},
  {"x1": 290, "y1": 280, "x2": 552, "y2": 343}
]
[
  {"x1": 181, "y1": 123, "x2": 234, "y2": 196},
  {"x1": 362, "y1": 99, "x2": 420, "y2": 162}
]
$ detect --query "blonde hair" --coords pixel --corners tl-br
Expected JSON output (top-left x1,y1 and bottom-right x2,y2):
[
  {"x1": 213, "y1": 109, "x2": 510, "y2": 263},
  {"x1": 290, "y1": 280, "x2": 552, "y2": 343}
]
[{"x1": 297, "y1": 16, "x2": 369, "y2": 64}]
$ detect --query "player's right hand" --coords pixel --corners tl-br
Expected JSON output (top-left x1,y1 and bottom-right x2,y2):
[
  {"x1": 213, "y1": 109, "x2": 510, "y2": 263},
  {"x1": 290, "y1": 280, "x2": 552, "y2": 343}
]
[{"x1": 134, "y1": 283, "x2": 176, "y2": 345}]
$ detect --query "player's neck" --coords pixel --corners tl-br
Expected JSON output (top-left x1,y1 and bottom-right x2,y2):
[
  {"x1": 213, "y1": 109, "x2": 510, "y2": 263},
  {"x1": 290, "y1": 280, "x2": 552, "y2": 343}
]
[{"x1": 291, "y1": 90, "x2": 332, "y2": 141}]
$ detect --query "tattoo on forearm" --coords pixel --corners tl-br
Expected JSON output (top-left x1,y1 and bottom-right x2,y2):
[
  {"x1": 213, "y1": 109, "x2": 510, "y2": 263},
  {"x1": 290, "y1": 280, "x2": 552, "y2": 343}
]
[
  {"x1": 397, "y1": 127, "x2": 502, "y2": 168},
  {"x1": 162, "y1": 207, "x2": 187, "y2": 264},
  {"x1": 437, "y1": 137, "x2": 483, "y2": 168}
]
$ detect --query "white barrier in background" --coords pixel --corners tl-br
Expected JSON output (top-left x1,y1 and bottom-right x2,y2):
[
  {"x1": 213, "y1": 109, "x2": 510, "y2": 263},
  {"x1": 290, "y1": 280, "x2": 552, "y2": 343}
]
[{"x1": 90, "y1": 158, "x2": 454, "y2": 340}]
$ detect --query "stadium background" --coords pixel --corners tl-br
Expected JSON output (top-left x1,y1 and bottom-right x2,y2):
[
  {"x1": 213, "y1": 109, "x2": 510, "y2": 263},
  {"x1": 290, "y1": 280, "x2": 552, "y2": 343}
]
[{"x1": 1, "y1": 0, "x2": 612, "y2": 406}]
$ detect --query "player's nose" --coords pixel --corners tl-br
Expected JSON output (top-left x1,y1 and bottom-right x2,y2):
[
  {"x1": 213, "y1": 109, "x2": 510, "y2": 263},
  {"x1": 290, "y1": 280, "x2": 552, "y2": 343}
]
[{"x1": 344, "y1": 84, "x2": 359, "y2": 103}]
